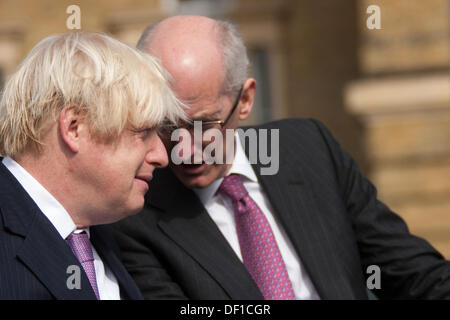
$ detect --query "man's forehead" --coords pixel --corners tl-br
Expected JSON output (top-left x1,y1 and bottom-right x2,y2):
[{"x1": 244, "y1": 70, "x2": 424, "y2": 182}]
[
  {"x1": 175, "y1": 78, "x2": 224, "y2": 118},
  {"x1": 147, "y1": 20, "x2": 225, "y2": 100},
  {"x1": 184, "y1": 98, "x2": 223, "y2": 120},
  {"x1": 145, "y1": 17, "x2": 227, "y2": 121}
]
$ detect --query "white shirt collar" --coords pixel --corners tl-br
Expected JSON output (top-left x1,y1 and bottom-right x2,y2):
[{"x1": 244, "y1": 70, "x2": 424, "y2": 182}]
[
  {"x1": 194, "y1": 131, "x2": 258, "y2": 205},
  {"x1": 2, "y1": 157, "x2": 86, "y2": 239}
]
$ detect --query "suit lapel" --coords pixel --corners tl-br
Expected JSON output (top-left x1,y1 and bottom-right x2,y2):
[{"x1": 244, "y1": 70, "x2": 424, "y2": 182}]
[
  {"x1": 15, "y1": 210, "x2": 97, "y2": 300},
  {"x1": 8, "y1": 203, "x2": 141, "y2": 300},
  {"x1": 149, "y1": 169, "x2": 263, "y2": 299},
  {"x1": 90, "y1": 225, "x2": 143, "y2": 300},
  {"x1": 247, "y1": 128, "x2": 356, "y2": 299},
  {"x1": 0, "y1": 163, "x2": 96, "y2": 299}
]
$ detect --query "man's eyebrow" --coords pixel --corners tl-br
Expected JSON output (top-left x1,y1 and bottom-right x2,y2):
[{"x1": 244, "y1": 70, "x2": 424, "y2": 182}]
[
  {"x1": 191, "y1": 110, "x2": 222, "y2": 121},
  {"x1": 131, "y1": 123, "x2": 157, "y2": 131}
]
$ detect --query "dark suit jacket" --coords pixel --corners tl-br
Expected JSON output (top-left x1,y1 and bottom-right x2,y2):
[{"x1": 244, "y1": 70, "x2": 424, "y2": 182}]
[
  {"x1": 0, "y1": 161, "x2": 143, "y2": 300},
  {"x1": 112, "y1": 118, "x2": 450, "y2": 299}
]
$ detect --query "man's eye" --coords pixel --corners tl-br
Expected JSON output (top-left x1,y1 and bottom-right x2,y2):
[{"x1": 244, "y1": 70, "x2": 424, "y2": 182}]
[{"x1": 139, "y1": 128, "x2": 154, "y2": 138}]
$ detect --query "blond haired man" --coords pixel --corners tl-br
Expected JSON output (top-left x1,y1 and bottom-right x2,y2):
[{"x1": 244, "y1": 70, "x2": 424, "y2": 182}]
[{"x1": 0, "y1": 32, "x2": 185, "y2": 299}]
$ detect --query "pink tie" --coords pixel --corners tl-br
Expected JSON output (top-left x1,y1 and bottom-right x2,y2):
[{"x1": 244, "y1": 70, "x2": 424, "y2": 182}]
[
  {"x1": 66, "y1": 232, "x2": 100, "y2": 299},
  {"x1": 218, "y1": 174, "x2": 295, "y2": 300}
]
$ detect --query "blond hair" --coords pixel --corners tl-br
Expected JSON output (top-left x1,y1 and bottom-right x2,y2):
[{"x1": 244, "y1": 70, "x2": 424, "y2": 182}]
[{"x1": 0, "y1": 32, "x2": 186, "y2": 157}]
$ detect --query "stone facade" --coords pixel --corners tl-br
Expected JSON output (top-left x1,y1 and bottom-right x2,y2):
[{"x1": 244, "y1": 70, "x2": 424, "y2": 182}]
[{"x1": 347, "y1": 0, "x2": 450, "y2": 257}]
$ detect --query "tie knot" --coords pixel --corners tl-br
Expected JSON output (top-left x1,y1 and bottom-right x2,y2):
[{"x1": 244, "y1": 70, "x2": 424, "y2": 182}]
[
  {"x1": 66, "y1": 232, "x2": 95, "y2": 264},
  {"x1": 218, "y1": 174, "x2": 248, "y2": 201}
]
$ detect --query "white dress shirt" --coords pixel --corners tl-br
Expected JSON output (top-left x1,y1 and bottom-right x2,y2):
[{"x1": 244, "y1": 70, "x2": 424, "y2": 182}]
[
  {"x1": 194, "y1": 133, "x2": 320, "y2": 300},
  {"x1": 2, "y1": 157, "x2": 121, "y2": 300}
]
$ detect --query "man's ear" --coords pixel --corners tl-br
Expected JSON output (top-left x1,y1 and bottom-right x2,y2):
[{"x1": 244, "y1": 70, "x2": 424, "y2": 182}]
[
  {"x1": 238, "y1": 78, "x2": 256, "y2": 121},
  {"x1": 59, "y1": 105, "x2": 84, "y2": 153}
]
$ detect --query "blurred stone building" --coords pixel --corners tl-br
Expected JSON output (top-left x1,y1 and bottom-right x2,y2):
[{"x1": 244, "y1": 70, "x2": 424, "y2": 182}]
[{"x1": 0, "y1": 0, "x2": 449, "y2": 257}]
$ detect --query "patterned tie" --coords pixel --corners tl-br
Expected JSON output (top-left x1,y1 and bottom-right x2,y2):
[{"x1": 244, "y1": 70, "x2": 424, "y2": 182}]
[
  {"x1": 218, "y1": 174, "x2": 295, "y2": 300},
  {"x1": 66, "y1": 231, "x2": 100, "y2": 300}
]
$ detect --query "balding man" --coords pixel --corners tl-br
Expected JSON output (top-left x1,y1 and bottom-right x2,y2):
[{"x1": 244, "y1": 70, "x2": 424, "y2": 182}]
[{"x1": 112, "y1": 16, "x2": 450, "y2": 300}]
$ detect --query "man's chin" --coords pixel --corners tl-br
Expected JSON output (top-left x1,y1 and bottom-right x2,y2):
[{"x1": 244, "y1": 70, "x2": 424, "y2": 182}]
[
  {"x1": 92, "y1": 204, "x2": 142, "y2": 226},
  {"x1": 175, "y1": 172, "x2": 213, "y2": 189},
  {"x1": 172, "y1": 163, "x2": 231, "y2": 189}
]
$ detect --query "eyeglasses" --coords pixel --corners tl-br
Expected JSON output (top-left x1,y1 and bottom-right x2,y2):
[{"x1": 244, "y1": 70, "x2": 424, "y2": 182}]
[
  {"x1": 200, "y1": 85, "x2": 244, "y2": 129},
  {"x1": 160, "y1": 85, "x2": 244, "y2": 135}
]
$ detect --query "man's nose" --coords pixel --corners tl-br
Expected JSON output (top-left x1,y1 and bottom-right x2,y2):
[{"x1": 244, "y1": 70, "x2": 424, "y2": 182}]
[
  {"x1": 169, "y1": 131, "x2": 204, "y2": 164},
  {"x1": 146, "y1": 134, "x2": 169, "y2": 168}
]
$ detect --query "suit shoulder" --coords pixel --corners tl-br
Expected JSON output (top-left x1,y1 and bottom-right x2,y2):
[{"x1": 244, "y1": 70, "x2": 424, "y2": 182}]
[
  {"x1": 253, "y1": 118, "x2": 324, "y2": 133},
  {"x1": 249, "y1": 118, "x2": 333, "y2": 145}
]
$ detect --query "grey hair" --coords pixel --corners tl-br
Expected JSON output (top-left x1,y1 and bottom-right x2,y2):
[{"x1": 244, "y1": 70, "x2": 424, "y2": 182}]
[
  {"x1": 137, "y1": 18, "x2": 249, "y2": 97},
  {"x1": 136, "y1": 22, "x2": 160, "y2": 51},
  {"x1": 215, "y1": 20, "x2": 249, "y2": 96}
]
